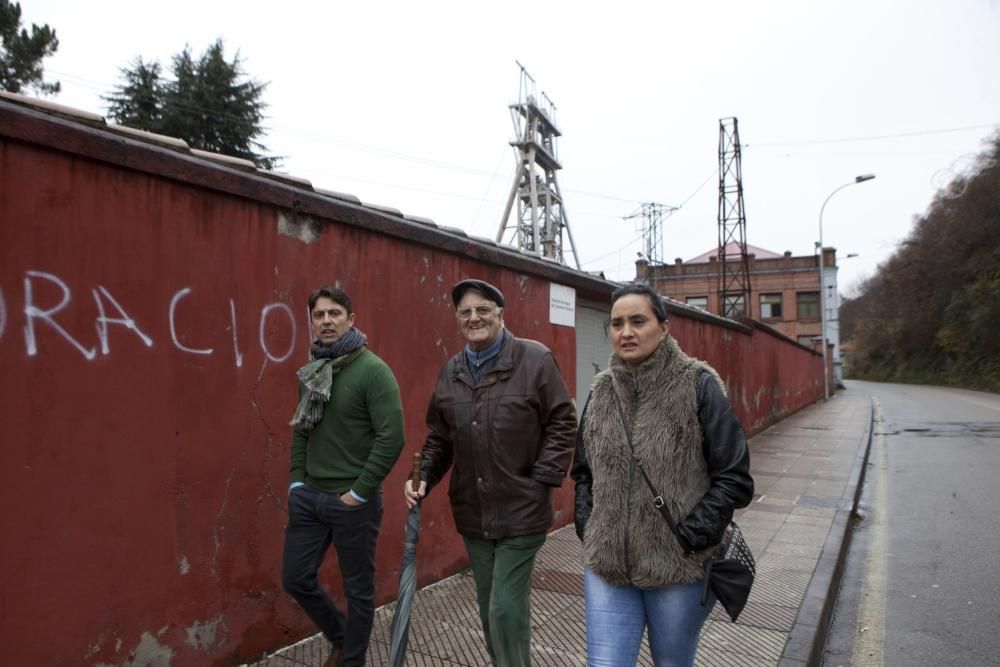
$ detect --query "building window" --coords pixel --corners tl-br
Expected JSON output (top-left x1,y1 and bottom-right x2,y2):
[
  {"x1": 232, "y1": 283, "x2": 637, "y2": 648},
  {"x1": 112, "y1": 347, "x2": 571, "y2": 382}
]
[
  {"x1": 686, "y1": 296, "x2": 708, "y2": 311},
  {"x1": 797, "y1": 292, "x2": 819, "y2": 319},
  {"x1": 722, "y1": 294, "x2": 745, "y2": 318},
  {"x1": 760, "y1": 293, "x2": 783, "y2": 319}
]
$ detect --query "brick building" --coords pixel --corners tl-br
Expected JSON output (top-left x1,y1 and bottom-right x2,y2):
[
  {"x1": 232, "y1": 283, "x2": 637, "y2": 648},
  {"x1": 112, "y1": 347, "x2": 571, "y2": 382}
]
[{"x1": 639, "y1": 242, "x2": 844, "y2": 384}]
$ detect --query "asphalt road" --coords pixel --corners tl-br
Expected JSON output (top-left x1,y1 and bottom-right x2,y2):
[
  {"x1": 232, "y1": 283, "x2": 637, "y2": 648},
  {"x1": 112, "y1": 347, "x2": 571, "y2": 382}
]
[{"x1": 823, "y1": 380, "x2": 1000, "y2": 666}]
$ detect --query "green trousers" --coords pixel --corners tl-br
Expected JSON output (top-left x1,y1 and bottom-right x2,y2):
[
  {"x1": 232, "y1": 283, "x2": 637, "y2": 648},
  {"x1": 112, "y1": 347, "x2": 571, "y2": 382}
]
[{"x1": 463, "y1": 532, "x2": 546, "y2": 667}]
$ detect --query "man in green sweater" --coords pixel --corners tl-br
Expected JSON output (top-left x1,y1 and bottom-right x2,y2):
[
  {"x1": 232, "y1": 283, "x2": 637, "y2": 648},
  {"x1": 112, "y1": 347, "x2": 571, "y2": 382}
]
[{"x1": 282, "y1": 285, "x2": 405, "y2": 667}]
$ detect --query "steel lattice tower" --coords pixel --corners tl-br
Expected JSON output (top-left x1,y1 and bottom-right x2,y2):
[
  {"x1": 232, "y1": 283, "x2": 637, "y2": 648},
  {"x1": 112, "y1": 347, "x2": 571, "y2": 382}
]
[
  {"x1": 716, "y1": 117, "x2": 752, "y2": 318},
  {"x1": 497, "y1": 63, "x2": 580, "y2": 268},
  {"x1": 646, "y1": 203, "x2": 664, "y2": 266},
  {"x1": 625, "y1": 202, "x2": 677, "y2": 268}
]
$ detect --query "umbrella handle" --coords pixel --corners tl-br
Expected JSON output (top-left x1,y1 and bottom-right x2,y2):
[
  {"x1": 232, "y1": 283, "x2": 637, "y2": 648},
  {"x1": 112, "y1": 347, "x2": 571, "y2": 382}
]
[{"x1": 410, "y1": 452, "x2": 422, "y2": 487}]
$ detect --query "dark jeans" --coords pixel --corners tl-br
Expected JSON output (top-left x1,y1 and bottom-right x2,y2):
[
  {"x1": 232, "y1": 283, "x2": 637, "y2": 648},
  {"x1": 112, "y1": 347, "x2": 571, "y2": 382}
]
[{"x1": 281, "y1": 485, "x2": 383, "y2": 667}]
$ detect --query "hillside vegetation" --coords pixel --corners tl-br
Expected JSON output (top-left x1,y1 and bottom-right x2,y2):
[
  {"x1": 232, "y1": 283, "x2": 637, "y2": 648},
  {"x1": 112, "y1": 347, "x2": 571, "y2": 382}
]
[{"x1": 841, "y1": 134, "x2": 1000, "y2": 392}]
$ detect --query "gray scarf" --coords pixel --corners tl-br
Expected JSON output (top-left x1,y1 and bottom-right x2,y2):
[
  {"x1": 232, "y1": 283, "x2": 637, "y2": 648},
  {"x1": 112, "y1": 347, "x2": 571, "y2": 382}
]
[{"x1": 289, "y1": 328, "x2": 368, "y2": 429}]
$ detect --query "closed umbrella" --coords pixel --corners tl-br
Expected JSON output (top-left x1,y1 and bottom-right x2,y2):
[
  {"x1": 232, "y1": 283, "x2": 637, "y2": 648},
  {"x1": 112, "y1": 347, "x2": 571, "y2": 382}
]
[{"x1": 388, "y1": 452, "x2": 423, "y2": 666}]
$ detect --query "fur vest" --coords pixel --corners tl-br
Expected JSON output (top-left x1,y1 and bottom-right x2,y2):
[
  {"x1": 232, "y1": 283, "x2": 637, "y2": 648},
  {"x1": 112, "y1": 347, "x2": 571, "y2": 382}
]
[{"x1": 582, "y1": 335, "x2": 724, "y2": 587}]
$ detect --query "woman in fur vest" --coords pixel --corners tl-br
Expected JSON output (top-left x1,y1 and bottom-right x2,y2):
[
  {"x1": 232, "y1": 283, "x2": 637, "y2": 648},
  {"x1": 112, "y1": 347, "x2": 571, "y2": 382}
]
[{"x1": 571, "y1": 283, "x2": 754, "y2": 666}]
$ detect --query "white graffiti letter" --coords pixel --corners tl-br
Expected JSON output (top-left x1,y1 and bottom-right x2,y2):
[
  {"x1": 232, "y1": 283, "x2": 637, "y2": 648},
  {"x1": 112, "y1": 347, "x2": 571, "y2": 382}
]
[
  {"x1": 259, "y1": 303, "x2": 295, "y2": 363},
  {"x1": 23, "y1": 271, "x2": 97, "y2": 359},
  {"x1": 304, "y1": 305, "x2": 313, "y2": 347},
  {"x1": 0, "y1": 286, "x2": 6, "y2": 342},
  {"x1": 229, "y1": 298, "x2": 243, "y2": 368},
  {"x1": 169, "y1": 288, "x2": 213, "y2": 355},
  {"x1": 92, "y1": 286, "x2": 154, "y2": 355}
]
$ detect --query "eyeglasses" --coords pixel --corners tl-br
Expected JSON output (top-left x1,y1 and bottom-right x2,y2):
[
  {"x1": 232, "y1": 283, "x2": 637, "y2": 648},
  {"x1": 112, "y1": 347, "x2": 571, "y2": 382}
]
[{"x1": 456, "y1": 304, "x2": 497, "y2": 320}]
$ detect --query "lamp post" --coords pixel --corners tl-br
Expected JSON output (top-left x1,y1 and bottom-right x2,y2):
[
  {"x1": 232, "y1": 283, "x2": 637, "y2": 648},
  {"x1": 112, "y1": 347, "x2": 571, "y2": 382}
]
[{"x1": 818, "y1": 174, "x2": 875, "y2": 400}]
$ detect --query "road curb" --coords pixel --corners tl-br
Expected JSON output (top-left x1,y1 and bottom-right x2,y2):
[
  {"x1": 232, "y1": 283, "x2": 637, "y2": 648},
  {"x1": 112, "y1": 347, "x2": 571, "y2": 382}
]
[{"x1": 778, "y1": 395, "x2": 876, "y2": 666}]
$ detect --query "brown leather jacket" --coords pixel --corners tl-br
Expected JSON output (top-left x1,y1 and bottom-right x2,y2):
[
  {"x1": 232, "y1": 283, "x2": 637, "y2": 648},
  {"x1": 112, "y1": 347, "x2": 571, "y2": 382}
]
[{"x1": 421, "y1": 333, "x2": 577, "y2": 540}]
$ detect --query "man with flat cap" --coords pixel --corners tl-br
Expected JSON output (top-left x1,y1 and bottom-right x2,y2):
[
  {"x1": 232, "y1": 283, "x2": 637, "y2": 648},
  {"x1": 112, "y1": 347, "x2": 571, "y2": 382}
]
[{"x1": 404, "y1": 279, "x2": 577, "y2": 666}]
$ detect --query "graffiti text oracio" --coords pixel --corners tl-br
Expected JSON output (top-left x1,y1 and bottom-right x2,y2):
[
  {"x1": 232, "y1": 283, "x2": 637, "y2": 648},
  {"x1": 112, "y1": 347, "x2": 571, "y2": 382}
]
[{"x1": 5, "y1": 271, "x2": 299, "y2": 366}]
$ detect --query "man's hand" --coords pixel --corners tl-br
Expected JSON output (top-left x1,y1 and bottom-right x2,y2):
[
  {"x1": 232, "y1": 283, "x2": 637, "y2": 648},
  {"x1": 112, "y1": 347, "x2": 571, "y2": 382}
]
[
  {"x1": 404, "y1": 479, "x2": 427, "y2": 509},
  {"x1": 339, "y1": 492, "x2": 363, "y2": 507}
]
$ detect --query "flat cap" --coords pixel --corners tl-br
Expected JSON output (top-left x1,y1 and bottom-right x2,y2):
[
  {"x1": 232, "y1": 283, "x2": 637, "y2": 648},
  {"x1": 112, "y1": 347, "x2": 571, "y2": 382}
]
[{"x1": 451, "y1": 279, "x2": 504, "y2": 308}]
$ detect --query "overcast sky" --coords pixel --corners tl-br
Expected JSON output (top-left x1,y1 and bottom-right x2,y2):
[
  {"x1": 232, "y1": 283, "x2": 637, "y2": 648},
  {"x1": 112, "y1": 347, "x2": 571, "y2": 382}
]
[{"x1": 22, "y1": 0, "x2": 1000, "y2": 294}]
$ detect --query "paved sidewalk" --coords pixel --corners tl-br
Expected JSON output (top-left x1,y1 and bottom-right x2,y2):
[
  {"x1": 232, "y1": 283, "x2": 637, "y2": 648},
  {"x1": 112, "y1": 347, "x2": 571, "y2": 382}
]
[{"x1": 250, "y1": 388, "x2": 873, "y2": 666}]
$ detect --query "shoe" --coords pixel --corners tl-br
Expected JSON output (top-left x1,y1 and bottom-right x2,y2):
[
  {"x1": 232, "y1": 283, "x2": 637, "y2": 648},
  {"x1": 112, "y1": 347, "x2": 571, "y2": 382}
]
[{"x1": 322, "y1": 645, "x2": 343, "y2": 667}]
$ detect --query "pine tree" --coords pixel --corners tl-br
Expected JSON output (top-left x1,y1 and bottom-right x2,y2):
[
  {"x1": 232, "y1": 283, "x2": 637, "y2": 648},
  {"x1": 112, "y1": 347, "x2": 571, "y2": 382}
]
[
  {"x1": 0, "y1": 0, "x2": 60, "y2": 95},
  {"x1": 158, "y1": 46, "x2": 198, "y2": 142},
  {"x1": 105, "y1": 40, "x2": 278, "y2": 169},
  {"x1": 102, "y1": 58, "x2": 163, "y2": 131}
]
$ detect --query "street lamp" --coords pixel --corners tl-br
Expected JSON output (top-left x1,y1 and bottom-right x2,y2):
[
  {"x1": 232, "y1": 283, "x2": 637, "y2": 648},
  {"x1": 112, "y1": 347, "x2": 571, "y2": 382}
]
[{"x1": 818, "y1": 174, "x2": 875, "y2": 400}]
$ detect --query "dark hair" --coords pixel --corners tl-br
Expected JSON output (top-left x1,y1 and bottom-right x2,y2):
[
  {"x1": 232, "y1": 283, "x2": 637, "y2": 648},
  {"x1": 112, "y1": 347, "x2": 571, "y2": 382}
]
[
  {"x1": 611, "y1": 282, "x2": 668, "y2": 323},
  {"x1": 308, "y1": 285, "x2": 353, "y2": 314}
]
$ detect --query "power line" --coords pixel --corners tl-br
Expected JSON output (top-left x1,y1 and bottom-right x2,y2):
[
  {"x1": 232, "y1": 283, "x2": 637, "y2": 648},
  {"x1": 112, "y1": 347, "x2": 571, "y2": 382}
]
[
  {"x1": 748, "y1": 123, "x2": 999, "y2": 148},
  {"x1": 50, "y1": 67, "x2": 999, "y2": 173},
  {"x1": 50, "y1": 69, "x2": 514, "y2": 177},
  {"x1": 564, "y1": 187, "x2": 643, "y2": 204},
  {"x1": 579, "y1": 167, "x2": 717, "y2": 269},
  {"x1": 47, "y1": 68, "x2": 715, "y2": 276},
  {"x1": 579, "y1": 234, "x2": 644, "y2": 267},
  {"x1": 46, "y1": 71, "x2": 669, "y2": 207},
  {"x1": 750, "y1": 150, "x2": 980, "y2": 158},
  {"x1": 677, "y1": 167, "x2": 717, "y2": 208}
]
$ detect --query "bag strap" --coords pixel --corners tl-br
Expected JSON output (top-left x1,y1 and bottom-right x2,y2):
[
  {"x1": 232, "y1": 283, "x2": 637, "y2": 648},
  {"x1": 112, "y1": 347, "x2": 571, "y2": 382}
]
[{"x1": 612, "y1": 387, "x2": 684, "y2": 543}]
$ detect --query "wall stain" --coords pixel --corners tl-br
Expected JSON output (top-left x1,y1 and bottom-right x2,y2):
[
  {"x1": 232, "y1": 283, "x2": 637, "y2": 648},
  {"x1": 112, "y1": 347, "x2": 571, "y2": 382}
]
[
  {"x1": 184, "y1": 615, "x2": 225, "y2": 652},
  {"x1": 96, "y1": 630, "x2": 174, "y2": 667},
  {"x1": 276, "y1": 211, "x2": 320, "y2": 244}
]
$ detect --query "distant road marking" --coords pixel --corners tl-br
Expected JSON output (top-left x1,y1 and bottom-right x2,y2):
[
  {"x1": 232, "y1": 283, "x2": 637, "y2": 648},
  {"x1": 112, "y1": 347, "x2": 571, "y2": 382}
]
[
  {"x1": 945, "y1": 392, "x2": 1000, "y2": 413},
  {"x1": 854, "y1": 399, "x2": 888, "y2": 666}
]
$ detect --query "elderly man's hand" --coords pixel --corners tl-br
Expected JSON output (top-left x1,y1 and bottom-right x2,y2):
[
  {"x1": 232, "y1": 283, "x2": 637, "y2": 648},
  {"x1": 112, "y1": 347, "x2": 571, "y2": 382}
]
[{"x1": 404, "y1": 479, "x2": 427, "y2": 509}]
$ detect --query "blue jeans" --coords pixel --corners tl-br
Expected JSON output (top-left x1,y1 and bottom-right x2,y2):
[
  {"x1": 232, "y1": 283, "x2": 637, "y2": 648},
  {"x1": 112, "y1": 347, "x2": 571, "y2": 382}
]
[
  {"x1": 281, "y1": 485, "x2": 383, "y2": 667},
  {"x1": 584, "y1": 566, "x2": 714, "y2": 667}
]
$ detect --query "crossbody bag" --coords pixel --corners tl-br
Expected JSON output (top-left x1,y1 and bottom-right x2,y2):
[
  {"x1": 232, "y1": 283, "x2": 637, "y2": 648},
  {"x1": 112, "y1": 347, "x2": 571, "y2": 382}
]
[{"x1": 612, "y1": 387, "x2": 754, "y2": 622}]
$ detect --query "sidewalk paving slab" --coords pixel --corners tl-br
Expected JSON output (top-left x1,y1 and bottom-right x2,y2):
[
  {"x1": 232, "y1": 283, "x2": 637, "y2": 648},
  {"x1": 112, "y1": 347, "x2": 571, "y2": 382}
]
[{"x1": 246, "y1": 388, "x2": 873, "y2": 667}]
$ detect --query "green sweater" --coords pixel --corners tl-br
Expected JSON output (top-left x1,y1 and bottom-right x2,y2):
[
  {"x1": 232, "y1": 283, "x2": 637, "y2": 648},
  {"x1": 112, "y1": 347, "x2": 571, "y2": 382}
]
[{"x1": 290, "y1": 348, "x2": 405, "y2": 499}]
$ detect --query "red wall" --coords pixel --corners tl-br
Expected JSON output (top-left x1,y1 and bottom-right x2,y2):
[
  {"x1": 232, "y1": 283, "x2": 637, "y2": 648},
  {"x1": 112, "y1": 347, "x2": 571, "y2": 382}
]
[
  {"x1": 0, "y1": 140, "x2": 577, "y2": 665},
  {"x1": 668, "y1": 316, "x2": 823, "y2": 437},
  {"x1": 1, "y1": 103, "x2": 821, "y2": 665}
]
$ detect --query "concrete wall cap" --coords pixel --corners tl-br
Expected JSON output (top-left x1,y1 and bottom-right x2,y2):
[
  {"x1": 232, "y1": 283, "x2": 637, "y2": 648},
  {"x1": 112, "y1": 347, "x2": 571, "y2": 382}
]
[
  {"x1": 0, "y1": 90, "x2": 104, "y2": 124},
  {"x1": 189, "y1": 148, "x2": 256, "y2": 170},
  {"x1": 438, "y1": 225, "x2": 468, "y2": 238},
  {"x1": 402, "y1": 214, "x2": 437, "y2": 227},
  {"x1": 258, "y1": 170, "x2": 313, "y2": 189},
  {"x1": 362, "y1": 202, "x2": 403, "y2": 217},
  {"x1": 107, "y1": 123, "x2": 190, "y2": 149},
  {"x1": 315, "y1": 188, "x2": 362, "y2": 204}
]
